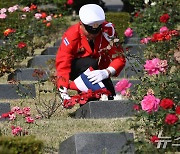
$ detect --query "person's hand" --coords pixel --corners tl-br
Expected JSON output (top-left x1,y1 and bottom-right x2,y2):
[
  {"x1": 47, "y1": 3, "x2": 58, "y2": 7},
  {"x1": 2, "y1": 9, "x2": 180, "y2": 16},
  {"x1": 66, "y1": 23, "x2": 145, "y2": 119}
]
[
  {"x1": 59, "y1": 87, "x2": 71, "y2": 100},
  {"x1": 87, "y1": 69, "x2": 109, "y2": 84}
]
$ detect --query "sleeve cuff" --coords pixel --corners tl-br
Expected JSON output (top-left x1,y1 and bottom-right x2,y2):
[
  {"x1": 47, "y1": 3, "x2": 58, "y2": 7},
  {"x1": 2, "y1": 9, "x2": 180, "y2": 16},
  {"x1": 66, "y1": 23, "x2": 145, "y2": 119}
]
[
  {"x1": 59, "y1": 87, "x2": 68, "y2": 93},
  {"x1": 106, "y1": 66, "x2": 116, "y2": 76}
]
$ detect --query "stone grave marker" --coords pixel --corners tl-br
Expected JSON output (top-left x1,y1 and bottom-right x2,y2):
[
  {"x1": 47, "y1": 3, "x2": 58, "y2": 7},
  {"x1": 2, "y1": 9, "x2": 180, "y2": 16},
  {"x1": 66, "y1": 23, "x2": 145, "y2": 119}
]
[
  {"x1": 41, "y1": 46, "x2": 58, "y2": 55},
  {"x1": 8, "y1": 68, "x2": 49, "y2": 81},
  {"x1": 0, "y1": 103, "x2": 11, "y2": 121},
  {"x1": 117, "y1": 57, "x2": 144, "y2": 78},
  {"x1": 27, "y1": 55, "x2": 55, "y2": 68},
  {"x1": 124, "y1": 43, "x2": 146, "y2": 55},
  {"x1": 54, "y1": 39, "x2": 61, "y2": 46},
  {"x1": 59, "y1": 132, "x2": 134, "y2": 154},
  {"x1": 0, "y1": 84, "x2": 36, "y2": 99},
  {"x1": 112, "y1": 79, "x2": 141, "y2": 89},
  {"x1": 75, "y1": 100, "x2": 135, "y2": 119},
  {"x1": 38, "y1": 4, "x2": 58, "y2": 11},
  {"x1": 0, "y1": 40, "x2": 5, "y2": 46},
  {"x1": 124, "y1": 36, "x2": 140, "y2": 44}
]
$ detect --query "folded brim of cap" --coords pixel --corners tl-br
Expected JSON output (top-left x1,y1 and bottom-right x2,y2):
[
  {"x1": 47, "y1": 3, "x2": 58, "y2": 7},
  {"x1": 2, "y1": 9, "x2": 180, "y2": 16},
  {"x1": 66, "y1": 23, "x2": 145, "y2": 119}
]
[{"x1": 83, "y1": 24, "x2": 102, "y2": 34}]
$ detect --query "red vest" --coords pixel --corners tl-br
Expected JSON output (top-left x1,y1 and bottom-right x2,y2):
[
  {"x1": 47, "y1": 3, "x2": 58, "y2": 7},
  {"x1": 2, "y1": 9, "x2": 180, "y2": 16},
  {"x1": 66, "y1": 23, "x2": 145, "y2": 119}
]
[{"x1": 56, "y1": 21, "x2": 126, "y2": 88}]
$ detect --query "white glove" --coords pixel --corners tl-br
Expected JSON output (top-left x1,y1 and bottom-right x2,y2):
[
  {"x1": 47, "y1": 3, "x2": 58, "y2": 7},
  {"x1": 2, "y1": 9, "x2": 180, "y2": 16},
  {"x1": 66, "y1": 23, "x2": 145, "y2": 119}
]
[
  {"x1": 87, "y1": 69, "x2": 109, "y2": 84},
  {"x1": 59, "y1": 87, "x2": 71, "y2": 100}
]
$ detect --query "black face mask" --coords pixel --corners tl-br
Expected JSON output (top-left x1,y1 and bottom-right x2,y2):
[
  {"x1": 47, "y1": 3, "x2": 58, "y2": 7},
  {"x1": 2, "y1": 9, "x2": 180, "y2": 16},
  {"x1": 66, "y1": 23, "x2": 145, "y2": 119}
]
[{"x1": 83, "y1": 24, "x2": 102, "y2": 34}]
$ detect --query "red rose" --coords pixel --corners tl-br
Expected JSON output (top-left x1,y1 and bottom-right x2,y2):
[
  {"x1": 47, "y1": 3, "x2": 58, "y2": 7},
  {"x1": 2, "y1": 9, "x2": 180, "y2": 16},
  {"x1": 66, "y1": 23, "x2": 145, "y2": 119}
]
[
  {"x1": 134, "y1": 12, "x2": 139, "y2": 17},
  {"x1": 164, "y1": 34, "x2": 171, "y2": 40},
  {"x1": 18, "y1": 42, "x2": 27, "y2": 49},
  {"x1": 175, "y1": 106, "x2": 180, "y2": 115},
  {"x1": 150, "y1": 135, "x2": 159, "y2": 143},
  {"x1": 165, "y1": 114, "x2": 178, "y2": 125},
  {"x1": 1, "y1": 112, "x2": 12, "y2": 118},
  {"x1": 41, "y1": 12, "x2": 47, "y2": 18},
  {"x1": 11, "y1": 125, "x2": 15, "y2": 130},
  {"x1": 46, "y1": 22, "x2": 51, "y2": 27},
  {"x1": 67, "y1": 0, "x2": 74, "y2": 5},
  {"x1": 170, "y1": 30, "x2": 179, "y2": 36},
  {"x1": 151, "y1": 32, "x2": 164, "y2": 42},
  {"x1": 160, "y1": 98, "x2": 174, "y2": 109},
  {"x1": 159, "y1": 14, "x2": 170, "y2": 23},
  {"x1": 133, "y1": 104, "x2": 140, "y2": 111},
  {"x1": 3, "y1": 28, "x2": 16, "y2": 36},
  {"x1": 30, "y1": 4, "x2": 37, "y2": 10}
]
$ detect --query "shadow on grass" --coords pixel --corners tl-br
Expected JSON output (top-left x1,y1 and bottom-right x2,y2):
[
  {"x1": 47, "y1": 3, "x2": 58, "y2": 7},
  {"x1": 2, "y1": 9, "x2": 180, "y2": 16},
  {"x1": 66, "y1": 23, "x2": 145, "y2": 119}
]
[
  {"x1": 68, "y1": 110, "x2": 76, "y2": 118},
  {"x1": 44, "y1": 146, "x2": 58, "y2": 154}
]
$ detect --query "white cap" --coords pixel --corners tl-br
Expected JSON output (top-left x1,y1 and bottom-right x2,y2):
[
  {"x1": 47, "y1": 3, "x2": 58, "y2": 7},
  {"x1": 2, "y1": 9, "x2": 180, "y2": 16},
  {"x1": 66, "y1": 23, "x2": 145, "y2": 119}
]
[{"x1": 79, "y1": 4, "x2": 105, "y2": 27}]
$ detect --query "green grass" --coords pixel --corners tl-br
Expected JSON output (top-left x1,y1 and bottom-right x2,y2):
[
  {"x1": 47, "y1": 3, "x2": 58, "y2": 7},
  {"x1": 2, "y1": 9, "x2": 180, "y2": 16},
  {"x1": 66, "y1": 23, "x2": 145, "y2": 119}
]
[{"x1": 0, "y1": 98, "x2": 134, "y2": 153}]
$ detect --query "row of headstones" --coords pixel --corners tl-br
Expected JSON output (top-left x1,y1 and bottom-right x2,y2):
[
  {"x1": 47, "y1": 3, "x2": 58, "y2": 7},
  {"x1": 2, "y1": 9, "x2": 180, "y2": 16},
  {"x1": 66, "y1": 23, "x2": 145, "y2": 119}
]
[
  {"x1": 0, "y1": 34, "x2": 144, "y2": 153},
  {"x1": 0, "y1": 36, "x2": 144, "y2": 118},
  {"x1": 1, "y1": 35, "x2": 145, "y2": 99}
]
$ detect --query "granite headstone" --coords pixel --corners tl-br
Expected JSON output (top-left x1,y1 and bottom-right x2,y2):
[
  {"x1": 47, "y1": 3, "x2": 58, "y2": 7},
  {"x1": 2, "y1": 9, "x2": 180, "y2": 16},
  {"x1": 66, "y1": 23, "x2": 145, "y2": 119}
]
[
  {"x1": 59, "y1": 132, "x2": 134, "y2": 154},
  {"x1": 27, "y1": 55, "x2": 55, "y2": 68},
  {"x1": 75, "y1": 100, "x2": 135, "y2": 119},
  {"x1": 41, "y1": 46, "x2": 58, "y2": 55},
  {"x1": 0, "y1": 84, "x2": 36, "y2": 99},
  {"x1": 8, "y1": 68, "x2": 49, "y2": 81},
  {"x1": 0, "y1": 103, "x2": 11, "y2": 121}
]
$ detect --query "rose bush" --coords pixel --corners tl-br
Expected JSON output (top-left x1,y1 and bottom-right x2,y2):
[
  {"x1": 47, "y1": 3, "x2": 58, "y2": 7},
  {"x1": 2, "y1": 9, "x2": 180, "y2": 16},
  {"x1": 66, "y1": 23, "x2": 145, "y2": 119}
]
[
  {"x1": 130, "y1": 0, "x2": 179, "y2": 38},
  {"x1": 0, "y1": 3, "x2": 67, "y2": 76},
  {"x1": 125, "y1": 0, "x2": 180, "y2": 152},
  {"x1": 115, "y1": 78, "x2": 132, "y2": 96}
]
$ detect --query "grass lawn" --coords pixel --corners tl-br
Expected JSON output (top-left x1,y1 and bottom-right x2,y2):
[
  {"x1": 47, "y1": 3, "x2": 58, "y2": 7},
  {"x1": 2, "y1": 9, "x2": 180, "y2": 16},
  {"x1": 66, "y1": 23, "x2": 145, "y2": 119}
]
[{"x1": 0, "y1": 97, "x2": 134, "y2": 153}]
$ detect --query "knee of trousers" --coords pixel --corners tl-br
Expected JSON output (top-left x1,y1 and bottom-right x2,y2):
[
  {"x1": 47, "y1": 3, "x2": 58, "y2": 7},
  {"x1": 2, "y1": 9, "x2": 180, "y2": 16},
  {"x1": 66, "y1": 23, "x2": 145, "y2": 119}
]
[{"x1": 86, "y1": 57, "x2": 98, "y2": 70}]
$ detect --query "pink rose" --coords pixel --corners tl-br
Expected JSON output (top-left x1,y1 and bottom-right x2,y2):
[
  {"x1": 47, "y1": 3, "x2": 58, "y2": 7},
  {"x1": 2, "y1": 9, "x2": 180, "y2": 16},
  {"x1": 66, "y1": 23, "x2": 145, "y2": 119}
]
[
  {"x1": 46, "y1": 15, "x2": 52, "y2": 21},
  {"x1": 12, "y1": 5, "x2": 19, "y2": 11},
  {"x1": 25, "y1": 116, "x2": 34, "y2": 123},
  {"x1": 23, "y1": 107, "x2": 30, "y2": 112},
  {"x1": 160, "y1": 26, "x2": 168, "y2": 33},
  {"x1": 144, "y1": 58, "x2": 160, "y2": 75},
  {"x1": 124, "y1": 28, "x2": 133, "y2": 37},
  {"x1": 12, "y1": 126, "x2": 23, "y2": 136},
  {"x1": 141, "y1": 94, "x2": 160, "y2": 113},
  {"x1": 140, "y1": 37, "x2": 151, "y2": 44},
  {"x1": 23, "y1": 107, "x2": 31, "y2": 116},
  {"x1": 11, "y1": 106, "x2": 20, "y2": 112},
  {"x1": 34, "y1": 13, "x2": 42, "y2": 19},
  {"x1": 157, "y1": 60, "x2": 168, "y2": 73},
  {"x1": 22, "y1": 7, "x2": 30, "y2": 12},
  {"x1": 115, "y1": 78, "x2": 132, "y2": 95},
  {"x1": 8, "y1": 5, "x2": 18, "y2": 13},
  {"x1": 35, "y1": 115, "x2": 41, "y2": 119},
  {"x1": 11, "y1": 106, "x2": 24, "y2": 114},
  {"x1": 21, "y1": 14, "x2": 26, "y2": 20},
  {"x1": 16, "y1": 109, "x2": 23, "y2": 115},
  {"x1": 0, "y1": 8, "x2": 7, "y2": 14},
  {"x1": 0, "y1": 13, "x2": 7, "y2": 19},
  {"x1": 9, "y1": 113, "x2": 16, "y2": 121}
]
